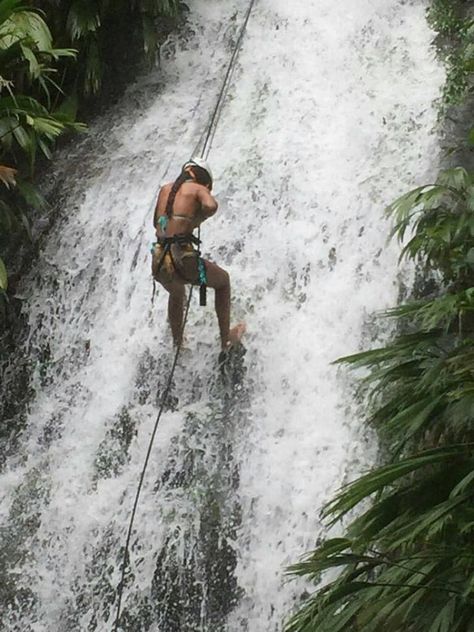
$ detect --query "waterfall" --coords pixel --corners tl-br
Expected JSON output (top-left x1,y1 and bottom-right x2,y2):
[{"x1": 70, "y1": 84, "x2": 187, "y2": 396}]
[{"x1": 0, "y1": 0, "x2": 443, "y2": 630}]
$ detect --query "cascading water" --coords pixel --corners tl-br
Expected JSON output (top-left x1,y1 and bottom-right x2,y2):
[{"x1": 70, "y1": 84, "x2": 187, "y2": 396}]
[{"x1": 0, "y1": 0, "x2": 444, "y2": 630}]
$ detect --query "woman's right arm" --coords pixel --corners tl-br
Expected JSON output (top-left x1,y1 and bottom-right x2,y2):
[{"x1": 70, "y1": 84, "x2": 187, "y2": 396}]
[{"x1": 198, "y1": 187, "x2": 218, "y2": 218}]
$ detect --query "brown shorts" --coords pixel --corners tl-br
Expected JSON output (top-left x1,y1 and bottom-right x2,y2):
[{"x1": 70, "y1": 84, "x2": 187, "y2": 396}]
[{"x1": 151, "y1": 241, "x2": 202, "y2": 285}]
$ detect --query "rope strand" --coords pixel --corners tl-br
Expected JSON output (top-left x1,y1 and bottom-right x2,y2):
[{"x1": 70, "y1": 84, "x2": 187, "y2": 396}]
[
  {"x1": 113, "y1": 289, "x2": 193, "y2": 630},
  {"x1": 197, "y1": 0, "x2": 257, "y2": 160}
]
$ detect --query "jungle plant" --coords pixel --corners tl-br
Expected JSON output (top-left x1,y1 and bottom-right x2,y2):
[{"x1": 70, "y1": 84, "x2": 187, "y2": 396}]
[
  {"x1": 285, "y1": 167, "x2": 474, "y2": 632},
  {"x1": 388, "y1": 167, "x2": 474, "y2": 285},
  {"x1": 428, "y1": 0, "x2": 465, "y2": 38},
  {"x1": 0, "y1": 0, "x2": 84, "y2": 168},
  {"x1": 38, "y1": 0, "x2": 184, "y2": 95},
  {"x1": 286, "y1": 445, "x2": 474, "y2": 632},
  {"x1": 427, "y1": 0, "x2": 474, "y2": 106},
  {"x1": 0, "y1": 0, "x2": 85, "y2": 305}
]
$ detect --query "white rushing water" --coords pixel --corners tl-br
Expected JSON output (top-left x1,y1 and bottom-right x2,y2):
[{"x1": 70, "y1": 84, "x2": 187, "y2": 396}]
[{"x1": 1, "y1": 1, "x2": 443, "y2": 630}]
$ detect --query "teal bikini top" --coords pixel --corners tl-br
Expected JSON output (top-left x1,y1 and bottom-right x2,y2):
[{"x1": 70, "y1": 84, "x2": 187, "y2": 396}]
[{"x1": 157, "y1": 213, "x2": 193, "y2": 233}]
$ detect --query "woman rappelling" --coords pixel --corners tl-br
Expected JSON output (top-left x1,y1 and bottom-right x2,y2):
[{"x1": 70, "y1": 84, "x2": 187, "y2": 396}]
[{"x1": 151, "y1": 157, "x2": 246, "y2": 351}]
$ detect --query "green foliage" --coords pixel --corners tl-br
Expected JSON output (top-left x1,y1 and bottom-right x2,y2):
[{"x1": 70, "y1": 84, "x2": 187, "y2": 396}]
[
  {"x1": 286, "y1": 443, "x2": 474, "y2": 632},
  {"x1": 0, "y1": 0, "x2": 186, "y2": 320},
  {"x1": 287, "y1": 162, "x2": 474, "y2": 630},
  {"x1": 387, "y1": 168, "x2": 474, "y2": 283},
  {"x1": 0, "y1": 94, "x2": 85, "y2": 170},
  {"x1": 286, "y1": 169, "x2": 474, "y2": 632},
  {"x1": 39, "y1": 0, "x2": 184, "y2": 95},
  {"x1": 385, "y1": 290, "x2": 474, "y2": 332},
  {"x1": 427, "y1": 0, "x2": 474, "y2": 107},
  {"x1": 0, "y1": 0, "x2": 76, "y2": 93},
  {"x1": 427, "y1": 0, "x2": 465, "y2": 38},
  {"x1": 0, "y1": 0, "x2": 85, "y2": 307},
  {"x1": 0, "y1": 254, "x2": 7, "y2": 289},
  {"x1": 335, "y1": 332, "x2": 474, "y2": 463}
]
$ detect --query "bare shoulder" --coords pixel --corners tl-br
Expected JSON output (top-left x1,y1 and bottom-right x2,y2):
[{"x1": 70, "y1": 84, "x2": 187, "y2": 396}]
[
  {"x1": 181, "y1": 182, "x2": 211, "y2": 202},
  {"x1": 157, "y1": 182, "x2": 172, "y2": 203},
  {"x1": 181, "y1": 181, "x2": 202, "y2": 194}
]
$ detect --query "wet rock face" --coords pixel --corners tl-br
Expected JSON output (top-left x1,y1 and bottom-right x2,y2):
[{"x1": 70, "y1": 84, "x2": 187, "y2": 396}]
[
  {"x1": 0, "y1": 355, "x2": 33, "y2": 470},
  {"x1": 94, "y1": 408, "x2": 138, "y2": 481},
  {"x1": 151, "y1": 518, "x2": 239, "y2": 632},
  {"x1": 111, "y1": 403, "x2": 244, "y2": 632},
  {"x1": 149, "y1": 405, "x2": 243, "y2": 631}
]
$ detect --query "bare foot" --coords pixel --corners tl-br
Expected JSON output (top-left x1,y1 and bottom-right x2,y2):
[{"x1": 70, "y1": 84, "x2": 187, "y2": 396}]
[{"x1": 225, "y1": 323, "x2": 246, "y2": 349}]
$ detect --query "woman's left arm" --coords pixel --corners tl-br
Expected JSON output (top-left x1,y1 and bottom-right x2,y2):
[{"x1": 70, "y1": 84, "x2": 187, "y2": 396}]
[{"x1": 153, "y1": 188, "x2": 165, "y2": 228}]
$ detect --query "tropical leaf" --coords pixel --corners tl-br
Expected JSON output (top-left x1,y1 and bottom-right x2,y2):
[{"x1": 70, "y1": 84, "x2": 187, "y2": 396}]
[
  {"x1": 0, "y1": 255, "x2": 7, "y2": 289},
  {"x1": 428, "y1": 598, "x2": 456, "y2": 632},
  {"x1": 0, "y1": 163, "x2": 16, "y2": 186},
  {"x1": 6, "y1": 9, "x2": 54, "y2": 51},
  {"x1": 437, "y1": 167, "x2": 471, "y2": 191},
  {"x1": 325, "y1": 446, "x2": 470, "y2": 522},
  {"x1": 66, "y1": 0, "x2": 101, "y2": 40},
  {"x1": 20, "y1": 41, "x2": 40, "y2": 77},
  {"x1": 15, "y1": 177, "x2": 46, "y2": 209},
  {"x1": 386, "y1": 291, "x2": 474, "y2": 331},
  {"x1": 0, "y1": 0, "x2": 25, "y2": 29}
]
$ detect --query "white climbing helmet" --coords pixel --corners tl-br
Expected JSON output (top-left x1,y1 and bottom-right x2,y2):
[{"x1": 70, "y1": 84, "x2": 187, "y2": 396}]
[{"x1": 183, "y1": 156, "x2": 213, "y2": 187}]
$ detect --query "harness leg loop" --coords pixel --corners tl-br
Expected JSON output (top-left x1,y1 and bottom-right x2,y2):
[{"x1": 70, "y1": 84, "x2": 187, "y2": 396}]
[
  {"x1": 198, "y1": 256, "x2": 207, "y2": 307},
  {"x1": 199, "y1": 284, "x2": 207, "y2": 307}
]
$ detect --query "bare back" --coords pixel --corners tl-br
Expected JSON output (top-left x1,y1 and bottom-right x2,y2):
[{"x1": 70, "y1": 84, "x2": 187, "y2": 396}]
[{"x1": 154, "y1": 181, "x2": 218, "y2": 237}]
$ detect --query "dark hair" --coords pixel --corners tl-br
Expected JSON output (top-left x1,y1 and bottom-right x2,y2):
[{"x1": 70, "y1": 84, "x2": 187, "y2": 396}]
[
  {"x1": 165, "y1": 170, "x2": 190, "y2": 219},
  {"x1": 190, "y1": 165, "x2": 212, "y2": 189},
  {"x1": 165, "y1": 166, "x2": 212, "y2": 219}
]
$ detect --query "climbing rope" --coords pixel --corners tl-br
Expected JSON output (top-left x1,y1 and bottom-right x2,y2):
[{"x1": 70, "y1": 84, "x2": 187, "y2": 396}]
[
  {"x1": 112, "y1": 2, "x2": 257, "y2": 630},
  {"x1": 195, "y1": 0, "x2": 258, "y2": 160}
]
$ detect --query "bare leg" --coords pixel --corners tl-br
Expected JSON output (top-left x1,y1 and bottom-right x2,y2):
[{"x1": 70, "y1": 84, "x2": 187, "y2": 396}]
[
  {"x1": 154, "y1": 258, "x2": 244, "y2": 350},
  {"x1": 163, "y1": 281, "x2": 185, "y2": 347},
  {"x1": 204, "y1": 260, "x2": 245, "y2": 349}
]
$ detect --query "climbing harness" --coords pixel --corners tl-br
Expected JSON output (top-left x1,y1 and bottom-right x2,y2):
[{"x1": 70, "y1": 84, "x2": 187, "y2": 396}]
[
  {"x1": 153, "y1": 173, "x2": 209, "y2": 303},
  {"x1": 152, "y1": 166, "x2": 209, "y2": 303},
  {"x1": 150, "y1": 233, "x2": 207, "y2": 306},
  {"x1": 151, "y1": 233, "x2": 208, "y2": 288},
  {"x1": 113, "y1": 1, "x2": 257, "y2": 629}
]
